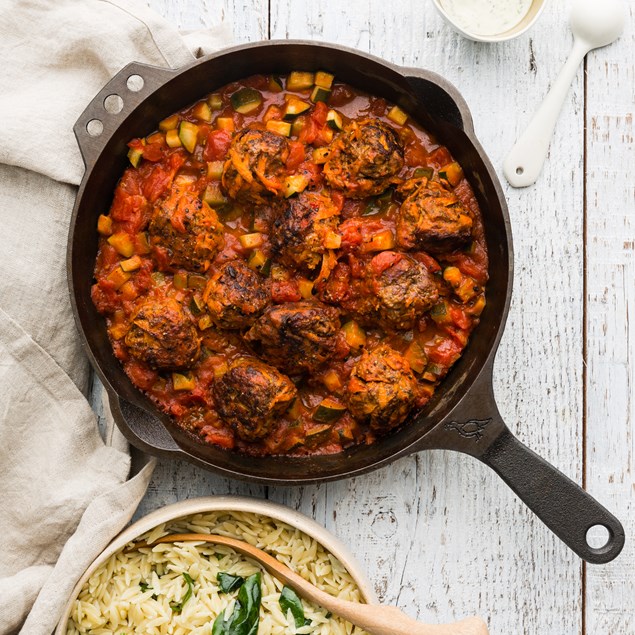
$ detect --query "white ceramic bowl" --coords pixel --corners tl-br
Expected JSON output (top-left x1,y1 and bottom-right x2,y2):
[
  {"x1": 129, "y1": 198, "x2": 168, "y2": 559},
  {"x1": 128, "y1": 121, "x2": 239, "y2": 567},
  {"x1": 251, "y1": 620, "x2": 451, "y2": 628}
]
[
  {"x1": 431, "y1": 0, "x2": 548, "y2": 42},
  {"x1": 56, "y1": 496, "x2": 377, "y2": 634}
]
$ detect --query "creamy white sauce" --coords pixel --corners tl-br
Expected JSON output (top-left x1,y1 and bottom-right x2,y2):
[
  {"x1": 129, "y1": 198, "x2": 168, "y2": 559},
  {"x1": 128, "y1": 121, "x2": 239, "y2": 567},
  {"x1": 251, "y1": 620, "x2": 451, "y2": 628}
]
[{"x1": 439, "y1": 0, "x2": 533, "y2": 36}]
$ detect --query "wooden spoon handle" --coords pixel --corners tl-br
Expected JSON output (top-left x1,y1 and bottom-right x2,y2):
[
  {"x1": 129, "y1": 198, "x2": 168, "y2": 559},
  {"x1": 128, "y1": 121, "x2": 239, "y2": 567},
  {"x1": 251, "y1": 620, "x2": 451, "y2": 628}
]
[{"x1": 135, "y1": 534, "x2": 488, "y2": 635}]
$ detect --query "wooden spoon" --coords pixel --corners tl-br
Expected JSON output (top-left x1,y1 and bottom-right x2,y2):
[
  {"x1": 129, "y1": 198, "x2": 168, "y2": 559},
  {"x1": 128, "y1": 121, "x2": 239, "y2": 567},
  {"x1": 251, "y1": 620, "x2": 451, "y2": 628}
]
[{"x1": 132, "y1": 533, "x2": 488, "y2": 635}]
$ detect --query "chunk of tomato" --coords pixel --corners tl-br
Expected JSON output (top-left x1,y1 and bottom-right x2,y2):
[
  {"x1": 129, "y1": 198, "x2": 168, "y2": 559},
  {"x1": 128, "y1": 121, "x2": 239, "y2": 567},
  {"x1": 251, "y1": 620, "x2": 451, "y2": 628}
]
[{"x1": 203, "y1": 129, "x2": 232, "y2": 161}]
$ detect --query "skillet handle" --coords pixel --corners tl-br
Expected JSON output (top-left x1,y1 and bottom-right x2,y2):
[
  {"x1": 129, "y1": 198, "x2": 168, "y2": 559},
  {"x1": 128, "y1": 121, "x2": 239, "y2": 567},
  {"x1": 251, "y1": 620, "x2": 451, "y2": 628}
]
[
  {"x1": 479, "y1": 426, "x2": 625, "y2": 564},
  {"x1": 74, "y1": 61, "x2": 177, "y2": 170}
]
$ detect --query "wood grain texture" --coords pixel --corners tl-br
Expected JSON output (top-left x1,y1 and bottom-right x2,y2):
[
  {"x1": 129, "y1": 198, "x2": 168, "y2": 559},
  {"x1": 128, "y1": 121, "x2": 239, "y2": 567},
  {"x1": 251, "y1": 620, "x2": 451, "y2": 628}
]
[
  {"x1": 584, "y1": 5, "x2": 635, "y2": 633},
  {"x1": 90, "y1": 1, "x2": 634, "y2": 633}
]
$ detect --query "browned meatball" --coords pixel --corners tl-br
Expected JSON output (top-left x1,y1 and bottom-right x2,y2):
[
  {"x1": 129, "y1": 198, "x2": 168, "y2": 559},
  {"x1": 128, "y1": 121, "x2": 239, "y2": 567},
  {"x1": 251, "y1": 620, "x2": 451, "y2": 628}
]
[
  {"x1": 222, "y1": 128, "x2": 290, "y2": 203},
  {"x1": 149, "y1": 185, "x2": 224, "y2": 272},
  {"x1": 204, "y1": 260, "x2": 270, "y2": 330},
  {"x1": 270, "y1": 190, "x2": 342, "y2": 270},
  {"x1": 323, "y1": 119, "x2": 404, "y2": 198},
  {"x1": 125, "y1": 298, "x2": 200, "y2": 370},
  {"x1": 369, "y1": 252, "x2": 439, "y2": 330},
  {"x1": 245, "y1": 301, "x2": 341, "y2": 373},
  {"x1": 212, "y1": 358, "x2": 297, "y2": 441},
  {"x1": 396, "y1": 178, "x2": 472, "y2": 253},
  {"x1": 347, "y1": 343, "x2": 417, "y2": 431}
]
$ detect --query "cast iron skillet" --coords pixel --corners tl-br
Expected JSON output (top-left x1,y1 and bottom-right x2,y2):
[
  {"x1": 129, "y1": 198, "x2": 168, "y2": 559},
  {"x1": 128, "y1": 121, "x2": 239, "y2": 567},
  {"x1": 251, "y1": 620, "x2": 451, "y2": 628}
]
[{"x1": 69, "y1": 41, "x2": 624, "y2": 564}]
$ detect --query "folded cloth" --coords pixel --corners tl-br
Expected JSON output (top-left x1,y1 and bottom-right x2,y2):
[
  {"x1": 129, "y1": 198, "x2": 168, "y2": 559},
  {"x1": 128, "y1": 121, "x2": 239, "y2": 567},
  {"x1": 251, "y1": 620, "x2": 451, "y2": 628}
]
[{"x1": 0, "y1": 1, "x2": 231, "y2": 633}]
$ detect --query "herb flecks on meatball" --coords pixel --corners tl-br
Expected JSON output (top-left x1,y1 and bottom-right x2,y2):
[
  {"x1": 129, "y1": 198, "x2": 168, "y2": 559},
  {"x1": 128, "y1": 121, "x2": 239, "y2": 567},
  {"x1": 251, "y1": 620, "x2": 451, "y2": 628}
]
[
  {"x1": 396, "y1": 178, "x2": 472, "y2": 253},
  {"x1": 149, "y1": 184, "x2": 224, "y2": 272},
  {"x1": 323, "y1": 118, "x2": 404, "y2": 198},
  {"x1": 347, "y1": 343, "x2": 417, "y2": 430},
  {"x1": 222, "y1": 128, "x2": 290, "y2": 203},
  {"x1": 204, "y1": 260, "x2": 270, "y2": 330},
  {"x1": 245, "y1": 301, "x2": 341, "y2": 374},
  {"x1": 125, "y1": 298, "x2": 200, "y2": 370},
  {"x1": 270, "y1": 190, "x2": 343, "y2": 270},
  {"x1": 213, "y1": 358, "x2": 297, "y2": 441}
]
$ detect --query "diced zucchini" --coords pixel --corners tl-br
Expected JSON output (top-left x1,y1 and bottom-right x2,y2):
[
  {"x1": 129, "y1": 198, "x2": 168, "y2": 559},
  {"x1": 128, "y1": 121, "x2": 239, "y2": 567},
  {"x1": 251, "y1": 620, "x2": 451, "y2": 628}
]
[
  {"x1": 159, "y1": 114, "x2": 180, "y2": 131},
  {"x1": 439, "y1": 161, "x2": 464, "y2": 186},
  {"x1": 198, "y1": 315, "x2": 213, "y2": 330},
  {"x1": 322, "y1": 369, "x2": 342, "y2": 391},
  {"x1": 238, "y1": 232, "x2": 264, "y2": 249},
  {"x1": 178, "y1": 120, "x2": 199, "y2": 153},
  {"x1": 287, "y1": 71, "x2": 315, "y2": 91},
  {"x1": 430, "y1": 300, "x2": 452, "y2": 325},
  {"x1": 108, "y1": 323, "x2": 128, "y2": 340},
  {"x1": 172, "y1": 372, "x2": 196, "y2": 391},
  {"x1": 247, "y1": 249, "x2": 269, "y2": 272},
  {"x1": 189, "y1": 295, "x2": 205, "y2": 315},
  {"x1": 283, "y1": 174, "x2": 309, "y2": 198},
  {"x1": 310, "y1": 86, "x2": 331, "y2": 103},
  {"x1": 466, "y1": 294, "x2": 486, "y2": 316},
  {"x1": 208, "y1": 93, "x2": 223, "y2": 110},
  {"x1": 135, "y1": 232, "x2": 152, "y2": 255},
  {"x1": 323, "y1": 231, "x2": 341, "y2": 249},
  {"x1": 315, "y1": 71, "x2": 335, "y2": 89},
  {"x1": 97, "y1": 214, "x2": 113, "y2": 236},
  {"x1": 150, "y1": 271, "x2": 165, "y2": 285},
  {"x1": 298, "y1": 278, "x2": 314, "y2": 299},
  {"x1": 283, "y1": 97, "x2": 311, "y2": 121},
  {"x1": 107, "y1": 266, "x2": 131, "y2": 290},
  {"x1": 192, "y1": 101, "x2": 212, "y2": 122},
  {"x1": 266, "y1": 120, "x2": 292, "y2": 137},
  {"x1": 230, "y1": 87, "x2": 263, "y2": 114},
  {"x1": 305, "y1": 424, "x2": 333, "y2": 445},
  {"x1": 404, "y1": 341, "x2": 428, "y2": 374},
  {"x1": 268, "y1": 76, "x2": 284, "y2": 92},
  {"x1": 165, "y1": 129, "x2": 182, "y2": 148},
  {"x1": 173, "y1": 272, "x2": 188, "y2": 290},
  {"x1": 363, "y1": 189, "x2": 393, "y2": 216},
  {"x1": 456, "y1": 278, "x2": 480, "y2": 303},
  {"x1": 207, "y1": 160, "x2": 224, "y2": 180},
  {"x1": 291, "y1": 118, "x2": 305, "y2": 137},
  {"x1": 203, "y1": 182, "x2": 229, "y2": 208},
  {"x1": 413, "y1": 166, "x2": 434, "y2": 179},
  {"x1": 312, "y1": 147, "x2": 331, "y2": 164},
  {"x1": 387, "y1": 105, "x2": 408, "y2": 126},
  {"x1": 326, "y1": 109, "x2": 343, "y2": 131},
  {"x1": 360, "y1": 229, "x2": 395, "y2": 253},
  {"x1": 215, "y1": 117, "x2": 235, "y2": 132},
  {"x1": 423, "y1": 362, "x2": 445, "y2": 382},
  {"x1": 338, "y1": 426, "x2": 355, "y2": 443},
  {"x1": 120, "y1": 255, "x2": 142, "y2": 272},
  {"x1": 187, "y1": 274, "x2": 207, "y2": 289},
  {"x1": 127, "y1": 146, "x2": 143, "y2": 167},
  {"x1": 313, "y1": 398, "x2": 346, "y2": 423},
  {"x1": 107, "y1": 232, "x2": 135, "y2": 257},
  {"x1": 341, "y1": 320, "x2": 366, "y2": 350},
  {"x1": 217, "y1": 206, "x2": 242, "y2": 222}
]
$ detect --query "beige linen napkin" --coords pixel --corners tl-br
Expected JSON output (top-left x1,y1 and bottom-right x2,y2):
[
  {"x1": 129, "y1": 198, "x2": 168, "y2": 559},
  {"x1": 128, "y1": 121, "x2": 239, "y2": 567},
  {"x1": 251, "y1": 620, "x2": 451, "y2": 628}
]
[{"x1": 0, "y1": 1, "x2": 231, "y2": 633}]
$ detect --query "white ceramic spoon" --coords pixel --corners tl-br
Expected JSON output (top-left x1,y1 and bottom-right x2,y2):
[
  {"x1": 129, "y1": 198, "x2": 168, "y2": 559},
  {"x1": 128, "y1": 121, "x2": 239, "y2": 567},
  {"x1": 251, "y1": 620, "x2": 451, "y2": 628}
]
[{"x1": 503, "y1": 0, "x2": 626, "y2": 187}]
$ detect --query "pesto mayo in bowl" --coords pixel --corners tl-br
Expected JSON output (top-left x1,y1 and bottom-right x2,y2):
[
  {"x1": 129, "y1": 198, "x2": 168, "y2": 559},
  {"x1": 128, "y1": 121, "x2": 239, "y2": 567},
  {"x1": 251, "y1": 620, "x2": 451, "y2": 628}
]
[{"x1": 432, "y1": 0, "x2": 547, "y2": 42}]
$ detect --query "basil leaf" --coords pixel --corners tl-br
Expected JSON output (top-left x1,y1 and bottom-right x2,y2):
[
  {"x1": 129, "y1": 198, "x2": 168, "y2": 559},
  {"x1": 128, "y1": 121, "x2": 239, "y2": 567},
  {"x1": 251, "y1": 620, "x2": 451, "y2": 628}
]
[
  {"x1": 170, "y1": 572, "x2": 194, "y2": 614},
  {"x1": 139, "y1": 581, "x2": 152, "y2": 592},
  {"x1": 279, "y1": 585, "x2": 311, "y2": 628},
  {"x1": 212, "y1": 572, "x2": 262, "y2": 635},
  {"x1": 218, "y1": 572, "x2": 245, "y2": 594}
]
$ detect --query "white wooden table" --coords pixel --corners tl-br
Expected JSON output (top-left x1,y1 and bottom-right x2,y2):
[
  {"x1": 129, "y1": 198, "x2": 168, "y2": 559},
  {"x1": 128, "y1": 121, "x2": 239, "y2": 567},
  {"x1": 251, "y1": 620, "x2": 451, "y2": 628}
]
[{"x1": 130, "y1": 1, "x2": 635, "y2": 632}]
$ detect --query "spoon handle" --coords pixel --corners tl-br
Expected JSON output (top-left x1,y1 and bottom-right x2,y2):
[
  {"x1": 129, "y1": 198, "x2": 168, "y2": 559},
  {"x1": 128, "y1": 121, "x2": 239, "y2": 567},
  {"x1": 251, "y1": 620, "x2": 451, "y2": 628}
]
[{"x1": 503, "y1": 38, "x2": 588, "y2": 187}]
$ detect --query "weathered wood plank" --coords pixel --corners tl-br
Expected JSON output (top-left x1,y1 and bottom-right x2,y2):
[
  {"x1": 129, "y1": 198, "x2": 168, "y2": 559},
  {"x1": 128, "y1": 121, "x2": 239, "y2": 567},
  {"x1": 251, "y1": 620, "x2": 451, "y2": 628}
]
[
  {"x1": 584, "y1": 6, "x2": 635, "y2": 633},
  {"x1": 269, "y1": 3, "x2": 584, "y2": 634}
]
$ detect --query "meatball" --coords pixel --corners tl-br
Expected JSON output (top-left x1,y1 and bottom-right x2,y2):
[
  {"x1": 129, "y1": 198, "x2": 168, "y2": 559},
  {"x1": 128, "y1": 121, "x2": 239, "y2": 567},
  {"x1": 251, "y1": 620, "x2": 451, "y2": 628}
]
[
  {"x1": 323, "y1": 118, "x2": 404, "y2": 198},
  {"x1": 212, "y1": 358, "x2": 297, "y2": 441},
  {"x1": 245, "y1": 301, "x2": 341, "y2": 374},
  {"x1": 222, "y1": 128, "x2": 290, "y2": 203},
  {"x1": 396, "y1": 178, "x2": 472, "y2": 253},
  {"x1": 347, "y1": 343, "x2": 417, "y2": 431},
  {"x1": 125, "y1": 298, "x2": 200, "y2": 370},
  {"x1": 369, "y1": 251, "x2": 439, "y2": 330},
  {"x1": 270, "y1": 190, "x2": 342, "y2": 270},
  {"x1": 204, "y1": 259, "x2": 270, "y2": 329},
  {"x1": 149, "y1": 185, "x2": 224, "y2": 272}
]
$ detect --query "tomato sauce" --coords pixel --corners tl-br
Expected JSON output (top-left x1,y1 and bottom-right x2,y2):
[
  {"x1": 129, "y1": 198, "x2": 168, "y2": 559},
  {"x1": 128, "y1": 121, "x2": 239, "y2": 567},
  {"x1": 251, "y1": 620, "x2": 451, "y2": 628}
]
[{"x1": 92, "y1": 72, "x2": 488, "y2": 456}]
